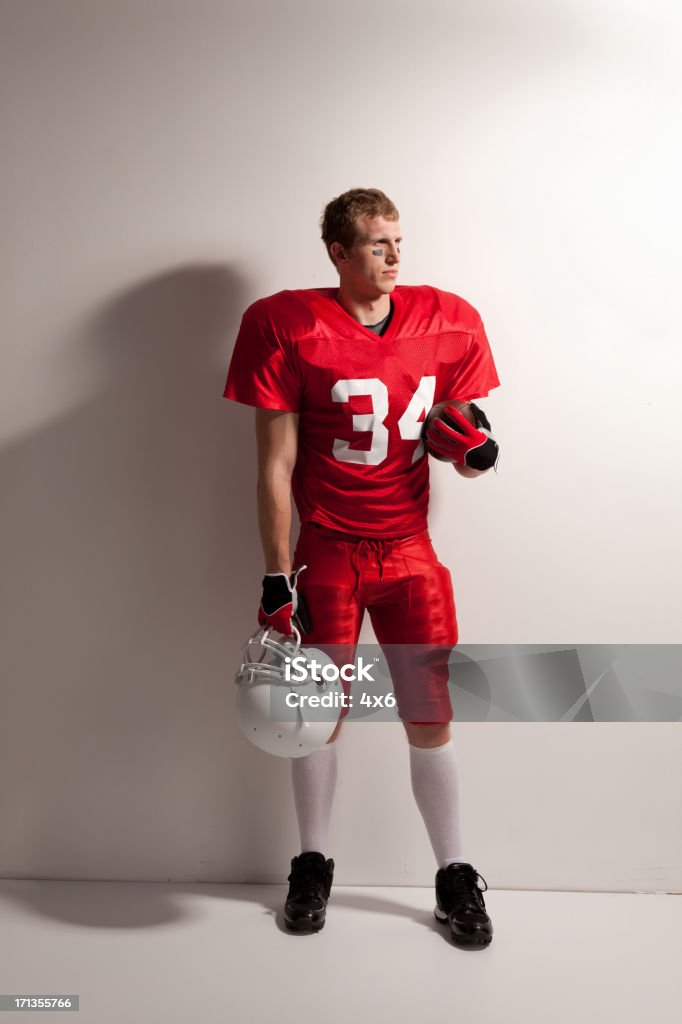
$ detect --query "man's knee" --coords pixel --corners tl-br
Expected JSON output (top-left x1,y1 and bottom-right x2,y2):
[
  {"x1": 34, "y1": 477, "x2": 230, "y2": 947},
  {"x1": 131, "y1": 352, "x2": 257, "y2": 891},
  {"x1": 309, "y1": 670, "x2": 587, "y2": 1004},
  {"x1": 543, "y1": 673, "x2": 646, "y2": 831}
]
[{"x1": 403, "y1": 721, "x2": 451, "y2": 748}]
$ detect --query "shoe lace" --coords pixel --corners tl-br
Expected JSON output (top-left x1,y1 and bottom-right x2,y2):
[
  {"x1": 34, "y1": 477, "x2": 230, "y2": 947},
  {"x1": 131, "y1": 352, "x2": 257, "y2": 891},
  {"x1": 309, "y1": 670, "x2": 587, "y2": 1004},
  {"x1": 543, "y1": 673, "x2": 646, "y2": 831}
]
[
  {"x1": 288, "y1": 860, "x2": 332, "y2": 900},
  {"x1": 443, "y1": 864, "x2": 488, "y2": 911}
]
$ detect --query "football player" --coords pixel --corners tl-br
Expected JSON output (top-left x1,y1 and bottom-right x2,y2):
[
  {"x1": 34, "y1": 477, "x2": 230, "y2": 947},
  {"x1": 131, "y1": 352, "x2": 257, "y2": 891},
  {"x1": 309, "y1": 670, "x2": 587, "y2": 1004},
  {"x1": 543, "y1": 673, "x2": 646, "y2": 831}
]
[{"x1": 223, "y1": 188, "x2": 500, "y2": 947}]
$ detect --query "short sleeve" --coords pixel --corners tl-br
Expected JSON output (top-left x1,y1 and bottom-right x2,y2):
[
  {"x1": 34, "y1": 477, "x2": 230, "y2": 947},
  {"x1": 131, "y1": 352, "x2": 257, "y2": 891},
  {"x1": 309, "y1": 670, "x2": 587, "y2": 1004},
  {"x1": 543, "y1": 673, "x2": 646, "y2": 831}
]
[
  {"x1": 444, "y1": 316, "x2": 500, "y2": 401},
  {"x1": 223, "y1": 306, "x2": 302, "y2": 411}
]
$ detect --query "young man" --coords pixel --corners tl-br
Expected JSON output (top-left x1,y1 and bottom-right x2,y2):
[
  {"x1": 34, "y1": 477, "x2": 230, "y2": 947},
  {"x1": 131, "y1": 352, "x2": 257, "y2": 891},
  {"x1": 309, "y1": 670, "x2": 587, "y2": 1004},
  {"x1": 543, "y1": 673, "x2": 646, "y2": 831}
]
[{"x1": 223, "y1": 188, "x2": 500, "y2": 948}]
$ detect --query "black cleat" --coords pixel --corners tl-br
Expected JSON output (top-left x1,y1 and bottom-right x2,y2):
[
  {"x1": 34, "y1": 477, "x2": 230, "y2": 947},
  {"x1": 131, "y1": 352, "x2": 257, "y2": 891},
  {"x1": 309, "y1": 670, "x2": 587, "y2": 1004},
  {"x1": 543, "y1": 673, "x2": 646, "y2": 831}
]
[
  {"x1": 284, "y1": 851, "x2": 335, "y2": 933},
  {"x1": 434, "y1": 862, "x2": 493, "y2": 949}
]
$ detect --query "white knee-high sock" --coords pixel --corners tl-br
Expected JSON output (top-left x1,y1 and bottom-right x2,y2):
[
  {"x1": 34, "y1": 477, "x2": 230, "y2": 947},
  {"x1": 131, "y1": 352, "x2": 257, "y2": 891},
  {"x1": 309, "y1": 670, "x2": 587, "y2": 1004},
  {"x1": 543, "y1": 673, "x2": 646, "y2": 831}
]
[
  {"x1": 409, "y1": 739, "x2": 467, "y2": 870},
  {"x1": 291, "y1": 742, "x2": 338, "y2": 856}
]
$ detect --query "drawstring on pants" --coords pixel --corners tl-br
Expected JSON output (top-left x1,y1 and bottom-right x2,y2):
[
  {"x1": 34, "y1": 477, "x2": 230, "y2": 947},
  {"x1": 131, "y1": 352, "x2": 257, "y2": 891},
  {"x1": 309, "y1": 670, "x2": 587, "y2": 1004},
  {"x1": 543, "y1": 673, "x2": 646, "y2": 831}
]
[
  {"x1": 305, "y1": 522, "x2": 401, "y2": 596},
  {"x1": 350, "y1": 538, "x2": 395, "y2": 593}
]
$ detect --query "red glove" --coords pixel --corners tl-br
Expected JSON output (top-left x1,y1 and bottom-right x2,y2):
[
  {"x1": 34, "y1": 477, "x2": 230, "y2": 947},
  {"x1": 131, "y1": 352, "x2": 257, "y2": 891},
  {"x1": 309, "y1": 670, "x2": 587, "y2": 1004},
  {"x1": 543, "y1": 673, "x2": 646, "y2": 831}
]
[
  {"x1": 258, "y1": 565, "x2": 312, "y2": 637},
  {"x1": 425, "y1": 402, "x2": 499, "y2": 471}
]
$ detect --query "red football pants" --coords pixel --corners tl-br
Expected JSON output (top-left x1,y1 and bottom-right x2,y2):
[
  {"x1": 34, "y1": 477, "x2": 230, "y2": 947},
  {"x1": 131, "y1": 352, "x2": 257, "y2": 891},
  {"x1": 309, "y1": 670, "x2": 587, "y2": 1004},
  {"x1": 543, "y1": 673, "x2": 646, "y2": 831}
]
[{"x1": 292, "y1": 521, "x2": 458, "y2": 724}]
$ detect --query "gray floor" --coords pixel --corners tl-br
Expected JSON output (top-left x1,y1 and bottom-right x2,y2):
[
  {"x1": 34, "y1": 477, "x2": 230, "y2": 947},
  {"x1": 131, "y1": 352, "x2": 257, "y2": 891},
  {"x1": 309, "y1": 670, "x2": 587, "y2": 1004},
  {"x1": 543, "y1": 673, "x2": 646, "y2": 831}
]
[{"x1": 1, "y1": 880, "x2": 680, "y2": 1024}]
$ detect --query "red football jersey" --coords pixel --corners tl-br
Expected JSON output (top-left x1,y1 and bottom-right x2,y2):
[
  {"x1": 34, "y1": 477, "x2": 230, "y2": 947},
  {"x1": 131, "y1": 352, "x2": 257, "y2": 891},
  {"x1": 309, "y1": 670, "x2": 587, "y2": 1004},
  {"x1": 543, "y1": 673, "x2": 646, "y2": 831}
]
[{"x1": 223, "y1": 285, "x2": 500, "y2": 537}]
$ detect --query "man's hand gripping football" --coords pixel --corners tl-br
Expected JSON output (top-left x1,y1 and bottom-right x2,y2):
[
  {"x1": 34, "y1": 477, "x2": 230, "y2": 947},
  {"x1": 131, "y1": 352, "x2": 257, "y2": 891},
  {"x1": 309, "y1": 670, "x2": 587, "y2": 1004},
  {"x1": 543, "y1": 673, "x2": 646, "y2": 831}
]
[{"x1": 425, "y1": 401, "x2": 500, "y2": 472}]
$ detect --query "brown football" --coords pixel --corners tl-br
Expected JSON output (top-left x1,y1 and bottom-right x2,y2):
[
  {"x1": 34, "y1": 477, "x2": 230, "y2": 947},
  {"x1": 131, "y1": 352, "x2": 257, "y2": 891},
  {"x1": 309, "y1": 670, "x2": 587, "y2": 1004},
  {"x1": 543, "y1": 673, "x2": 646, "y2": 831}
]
[{"x1": 423, "y1": 400, "x2": 476, "y2": 462}]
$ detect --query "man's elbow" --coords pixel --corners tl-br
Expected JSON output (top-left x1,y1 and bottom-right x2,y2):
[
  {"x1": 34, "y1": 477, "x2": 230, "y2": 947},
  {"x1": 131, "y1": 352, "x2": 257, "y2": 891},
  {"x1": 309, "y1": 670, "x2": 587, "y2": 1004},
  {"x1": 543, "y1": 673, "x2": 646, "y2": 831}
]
[{"x1": 257, "y1": 463, "x2": 295, "y2": 490}]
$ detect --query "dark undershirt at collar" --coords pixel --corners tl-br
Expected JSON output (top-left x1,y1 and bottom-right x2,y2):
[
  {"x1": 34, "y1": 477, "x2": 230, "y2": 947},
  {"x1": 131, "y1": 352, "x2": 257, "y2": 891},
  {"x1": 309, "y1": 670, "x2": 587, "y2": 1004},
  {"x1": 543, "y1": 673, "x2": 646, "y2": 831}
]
[{"x1": 363, "y1": 299, "x2": 394, "y2": 336}]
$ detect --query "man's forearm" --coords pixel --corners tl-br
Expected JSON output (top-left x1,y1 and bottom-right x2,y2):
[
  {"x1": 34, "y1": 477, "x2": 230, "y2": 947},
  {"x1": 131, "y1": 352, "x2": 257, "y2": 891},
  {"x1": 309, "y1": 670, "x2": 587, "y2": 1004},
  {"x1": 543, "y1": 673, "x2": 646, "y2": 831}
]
[
  {"x1": 257, "y1": 473, "x2": 293, "y2": 573},
  {"x1": 454, "y1": 464, "x2": 489, "y2": 478}
]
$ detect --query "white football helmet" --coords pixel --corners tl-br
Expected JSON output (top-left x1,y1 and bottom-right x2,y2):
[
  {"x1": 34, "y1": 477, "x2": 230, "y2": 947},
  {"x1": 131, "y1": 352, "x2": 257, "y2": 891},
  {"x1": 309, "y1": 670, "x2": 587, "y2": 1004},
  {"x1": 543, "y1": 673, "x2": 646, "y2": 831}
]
[{"x1": 234, "y1": 626, "x2": 344, "y2": 758}]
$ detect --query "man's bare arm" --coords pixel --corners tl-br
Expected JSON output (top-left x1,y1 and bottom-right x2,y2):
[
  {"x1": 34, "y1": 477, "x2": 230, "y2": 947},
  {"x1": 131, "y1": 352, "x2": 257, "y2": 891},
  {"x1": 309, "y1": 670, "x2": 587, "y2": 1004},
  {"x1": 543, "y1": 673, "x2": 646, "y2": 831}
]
[
  {"x1": 455, "y1": 463, "x2": 489, "y2": 478},
  {"x1": 255, "y1": 408, "x2": 299, "y2": 573}
]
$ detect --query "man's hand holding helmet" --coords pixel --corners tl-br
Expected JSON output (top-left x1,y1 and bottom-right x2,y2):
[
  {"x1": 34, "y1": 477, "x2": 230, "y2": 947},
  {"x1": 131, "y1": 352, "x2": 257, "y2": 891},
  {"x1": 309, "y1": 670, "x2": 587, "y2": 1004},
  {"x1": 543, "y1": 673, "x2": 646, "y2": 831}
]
[{"x1": 258, "y1": 565, "x2": 312, "y2": 637}]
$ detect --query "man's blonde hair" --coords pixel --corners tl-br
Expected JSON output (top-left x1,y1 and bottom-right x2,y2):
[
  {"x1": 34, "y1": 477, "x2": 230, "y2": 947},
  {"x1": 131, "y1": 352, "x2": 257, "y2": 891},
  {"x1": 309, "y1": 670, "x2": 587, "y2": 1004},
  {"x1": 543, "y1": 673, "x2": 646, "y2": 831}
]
[{"x1": 320, "y1": 187, "x2": 399, "y2": 269}]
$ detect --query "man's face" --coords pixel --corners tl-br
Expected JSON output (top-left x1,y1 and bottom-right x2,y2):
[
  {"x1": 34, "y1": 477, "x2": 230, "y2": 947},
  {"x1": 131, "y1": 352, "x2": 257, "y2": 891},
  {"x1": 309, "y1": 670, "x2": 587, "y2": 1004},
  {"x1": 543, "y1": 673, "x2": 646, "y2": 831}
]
[{"x1": 332, "y1": 214, "x2": 402, "y2": 297}]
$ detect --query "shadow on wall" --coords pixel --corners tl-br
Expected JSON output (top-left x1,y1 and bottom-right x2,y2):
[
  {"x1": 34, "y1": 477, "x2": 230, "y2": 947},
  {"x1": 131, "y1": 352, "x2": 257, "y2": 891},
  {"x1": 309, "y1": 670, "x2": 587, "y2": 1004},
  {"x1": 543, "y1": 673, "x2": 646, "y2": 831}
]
[{"x1": 1, "y1": 264, "x2": 301, "y2": 899}]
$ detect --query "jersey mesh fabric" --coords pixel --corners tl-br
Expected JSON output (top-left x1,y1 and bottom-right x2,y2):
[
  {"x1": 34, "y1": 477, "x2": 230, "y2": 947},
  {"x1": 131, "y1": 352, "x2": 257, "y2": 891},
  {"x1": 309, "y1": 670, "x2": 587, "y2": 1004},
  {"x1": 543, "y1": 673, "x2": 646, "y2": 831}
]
[{"x1": 223, "y1": 285, "x2": 500, "y2": 537}]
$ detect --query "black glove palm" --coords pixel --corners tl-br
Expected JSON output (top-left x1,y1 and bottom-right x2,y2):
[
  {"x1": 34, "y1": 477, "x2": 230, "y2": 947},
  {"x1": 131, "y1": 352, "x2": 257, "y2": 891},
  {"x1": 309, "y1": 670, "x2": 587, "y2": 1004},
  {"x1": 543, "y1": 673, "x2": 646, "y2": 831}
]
[{"x1": 258, "y1": 565, "x2": 312, "y2": 637}]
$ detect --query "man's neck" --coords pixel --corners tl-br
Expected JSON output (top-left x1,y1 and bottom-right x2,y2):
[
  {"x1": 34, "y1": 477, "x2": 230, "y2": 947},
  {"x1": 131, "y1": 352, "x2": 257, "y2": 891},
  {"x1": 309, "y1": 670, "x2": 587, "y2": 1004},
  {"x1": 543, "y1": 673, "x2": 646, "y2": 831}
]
[{"x1": 335, "y1": 287, "x2": 392, "y2": 326}]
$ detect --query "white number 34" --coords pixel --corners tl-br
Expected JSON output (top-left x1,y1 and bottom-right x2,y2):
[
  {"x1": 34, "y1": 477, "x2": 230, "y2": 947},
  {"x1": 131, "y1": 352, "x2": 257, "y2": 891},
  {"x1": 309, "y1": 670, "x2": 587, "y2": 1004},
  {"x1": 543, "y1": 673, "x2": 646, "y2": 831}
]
[{"x1": 330, "y1": 375, "x2": 436, "y2": 466}]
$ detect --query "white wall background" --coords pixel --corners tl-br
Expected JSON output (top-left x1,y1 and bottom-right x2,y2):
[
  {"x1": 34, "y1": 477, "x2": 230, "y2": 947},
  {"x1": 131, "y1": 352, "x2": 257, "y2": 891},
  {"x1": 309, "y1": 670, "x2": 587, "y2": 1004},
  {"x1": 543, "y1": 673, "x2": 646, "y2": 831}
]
[{"x1": 1, "y1": 0, "x2": 680, "y2": 893}]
